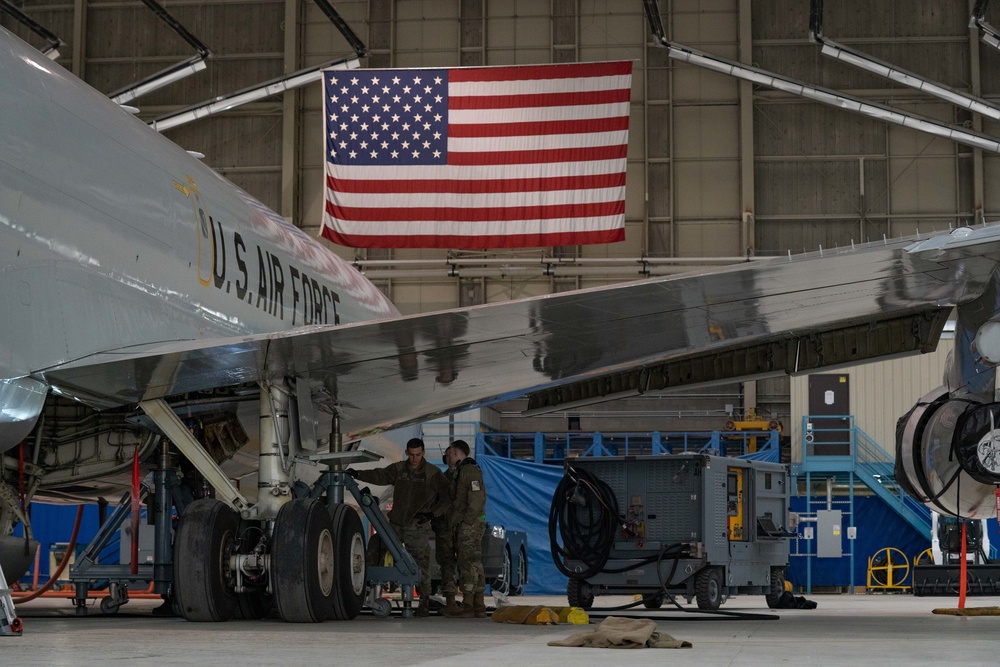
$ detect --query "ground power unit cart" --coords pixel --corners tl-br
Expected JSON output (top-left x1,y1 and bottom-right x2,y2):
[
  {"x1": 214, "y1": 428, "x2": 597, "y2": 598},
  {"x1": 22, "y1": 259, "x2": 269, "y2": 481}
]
[{"x1": 550, "y1": 453, "x2": 792, "y2": 610}]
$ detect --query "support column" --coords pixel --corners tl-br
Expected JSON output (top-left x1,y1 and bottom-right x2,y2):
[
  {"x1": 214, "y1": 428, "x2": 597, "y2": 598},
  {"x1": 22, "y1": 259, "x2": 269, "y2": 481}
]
[
  {"x1": 738, "y1": 0, "x2": 755, "y2": 255},
  {"x1": 72, "y1": 0, "x2": 86, "y2": 79},
  {"x1": 280, "y1": 0, "x2": 300, "y2": 224},
  {"x1": 969, "y1": 0, "x2": 985, "y2": 223},
  {"x1": 152, "y1": 440, "x2": 173, "y2": 594}
]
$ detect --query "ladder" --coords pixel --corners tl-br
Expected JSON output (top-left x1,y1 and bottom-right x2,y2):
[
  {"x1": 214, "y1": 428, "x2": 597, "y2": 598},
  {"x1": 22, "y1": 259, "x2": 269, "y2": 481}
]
[{"x1": 0, "y1": 562, "x2": 22, "y2": 636}]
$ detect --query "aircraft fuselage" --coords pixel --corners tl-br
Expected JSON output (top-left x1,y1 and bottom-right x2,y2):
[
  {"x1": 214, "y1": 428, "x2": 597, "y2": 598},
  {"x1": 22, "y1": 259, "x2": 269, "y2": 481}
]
[{"x1": 0, "y1": 28, "x2": 396, "y2": 451}]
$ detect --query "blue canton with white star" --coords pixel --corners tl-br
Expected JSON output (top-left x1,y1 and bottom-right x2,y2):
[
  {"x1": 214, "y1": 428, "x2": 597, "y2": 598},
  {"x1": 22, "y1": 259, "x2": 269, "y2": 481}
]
[{"x1": 325, "y1": 69, "x2": 449, "y2": 166}]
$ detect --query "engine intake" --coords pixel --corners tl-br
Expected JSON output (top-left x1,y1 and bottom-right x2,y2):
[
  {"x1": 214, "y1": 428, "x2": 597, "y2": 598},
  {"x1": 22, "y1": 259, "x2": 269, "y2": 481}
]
[{"x1": 895, "y1": 386, "x2": 1000, "y2": 519}]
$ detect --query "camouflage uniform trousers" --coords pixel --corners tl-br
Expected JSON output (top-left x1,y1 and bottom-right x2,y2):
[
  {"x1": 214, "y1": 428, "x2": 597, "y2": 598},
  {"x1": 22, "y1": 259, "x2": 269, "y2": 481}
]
[
  {"x1": 456, "y1": 520, "x2": 486, "y2": 595},
  {"x1": 394, "y1": 521, "x2": 433, "y2": 598},
  {"x1": 432, "y1": 516, "x2": 458, "y2": 596}
]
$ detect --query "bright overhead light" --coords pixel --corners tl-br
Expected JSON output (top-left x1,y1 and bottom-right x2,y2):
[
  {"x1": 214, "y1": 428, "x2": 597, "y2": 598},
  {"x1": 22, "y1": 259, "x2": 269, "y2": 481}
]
[
  {"x1": 660, "y1": 40, "x2": 1000, "y2": 155},
  {"x1": 817, "y1": 36, "x2": 1000, "y2": 121},
  {"x1": 111, "y1": 57, "x2": 208, "y2": 105},
  {"x1": 150, "y1": 57, "x2": 360, "y2": 132}
]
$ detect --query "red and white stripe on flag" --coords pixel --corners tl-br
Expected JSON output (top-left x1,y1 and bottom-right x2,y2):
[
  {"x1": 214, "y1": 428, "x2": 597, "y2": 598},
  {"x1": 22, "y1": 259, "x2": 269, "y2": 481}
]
[{"x1": 320, "y1": 61, "x2": 632, "y2": 249}]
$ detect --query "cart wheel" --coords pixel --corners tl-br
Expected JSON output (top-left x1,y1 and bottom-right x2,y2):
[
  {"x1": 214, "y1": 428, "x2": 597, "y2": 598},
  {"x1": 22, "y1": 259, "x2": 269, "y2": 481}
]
[
  {"x1": 765, "y1": 566, "x2": 786, "y2": 609},
  {"x1": 695, "y1": 567, "x2": 724, "y2": 610},
  {"x1": 510, "y1": 547, "x2": 527, "y2": 596},
  {"x1": 370, "y1": 597, "x2": 392, "y2": 618},
  {"x1": 642, "y1": 593, "x2": 664, "y2": 609},
  {"x1": 100, "y1": 596, "x2": 120, "y2": 615},
  {"x1": 567, "y1": 578, "x2": 594, "y2": 609}
]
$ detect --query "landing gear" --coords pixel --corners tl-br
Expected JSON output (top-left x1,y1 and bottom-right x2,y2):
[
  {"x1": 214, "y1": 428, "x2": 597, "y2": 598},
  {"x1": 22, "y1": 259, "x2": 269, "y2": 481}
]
[
  {"x1": 272, "y1": 499, "x2": 336, "y2": 623},
  {"x1": 329, "y1": 503, "x2": 366, "y2": 620},
  {"x1": 231, "y1": 517, "x2": 273, "y2": 620},
  {"x1": 173, "y1": 499, "x2": 239, "y2": 622}
]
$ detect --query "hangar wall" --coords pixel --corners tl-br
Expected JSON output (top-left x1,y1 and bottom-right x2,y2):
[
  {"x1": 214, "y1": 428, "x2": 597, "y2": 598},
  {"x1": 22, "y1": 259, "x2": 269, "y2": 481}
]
[
  {"x1": 788, "y1": 344, "x2": 951, "y2": 461},
  {"x1": 2, "y1": 0, "x2": 992, "y2": 435}
]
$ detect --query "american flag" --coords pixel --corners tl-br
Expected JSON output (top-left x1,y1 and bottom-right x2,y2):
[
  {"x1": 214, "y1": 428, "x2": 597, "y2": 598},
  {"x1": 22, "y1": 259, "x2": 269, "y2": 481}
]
[{"x1": 320, "y1": 61, "x2": 632, "y2": 249}]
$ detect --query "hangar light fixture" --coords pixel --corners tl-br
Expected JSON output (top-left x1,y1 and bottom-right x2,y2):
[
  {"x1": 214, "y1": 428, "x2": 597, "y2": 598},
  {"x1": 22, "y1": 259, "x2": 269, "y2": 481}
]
[
  {"x1": 149, "y1": 57, "x2": 360, "y2": 132},
  {"x1": 810, "y1": 0, "x2": 1000, "y2": 120},
  {"x1": 972, "y1": 0, "x2": 1000, "y2": 55},
  {"x1": 0, "y1": 0, "x2": 64, "y2": 59},
  {"x1": 107, "y1": 0, "x2": 212, "y2": 105},
  {"x1": 642, "y1": 0, "x2": 1000, "y2": 154},
  {"x1": 111, "y1": 56, "x2": 208, "y2": 105}
]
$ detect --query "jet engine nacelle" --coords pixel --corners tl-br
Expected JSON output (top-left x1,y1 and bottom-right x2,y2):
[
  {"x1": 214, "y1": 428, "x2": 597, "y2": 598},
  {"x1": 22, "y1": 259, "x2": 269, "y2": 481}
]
[{"x1": 896, "y1": 386, "x2": 1000, "y2": 519}]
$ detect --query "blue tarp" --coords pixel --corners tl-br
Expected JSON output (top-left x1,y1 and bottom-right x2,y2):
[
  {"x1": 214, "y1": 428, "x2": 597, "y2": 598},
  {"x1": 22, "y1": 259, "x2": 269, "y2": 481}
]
[
  {"x1": 15, "y1": 462, "x2": 998, "y2": 594},
  {"x1": 479, "y1": 454, "x2": 567, "y2": 595},
  {"x1": 12, "y1": 503, "x2": 120, "y2": 585},
  {"x1": 787, "y1": 495, "x2": 931, "y2": 588}
]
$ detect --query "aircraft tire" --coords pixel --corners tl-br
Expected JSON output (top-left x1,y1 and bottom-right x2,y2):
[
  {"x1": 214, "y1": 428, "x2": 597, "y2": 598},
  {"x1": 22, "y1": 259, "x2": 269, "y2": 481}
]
[
  {"x1": 173, "y1": 498, "x2": 240, "y2": 622},
  {"x1": 272, "y1": 499, "x2": 336, "y2": 623},
  {"x1": 329, "y1": 503, "x2": 367, "y2": 620}
]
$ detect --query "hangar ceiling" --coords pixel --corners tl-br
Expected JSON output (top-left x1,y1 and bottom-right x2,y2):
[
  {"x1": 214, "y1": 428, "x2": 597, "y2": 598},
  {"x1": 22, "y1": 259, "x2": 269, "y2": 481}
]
[{"x1": 2, "y1": 0, "x2": 995, "y2": 432}]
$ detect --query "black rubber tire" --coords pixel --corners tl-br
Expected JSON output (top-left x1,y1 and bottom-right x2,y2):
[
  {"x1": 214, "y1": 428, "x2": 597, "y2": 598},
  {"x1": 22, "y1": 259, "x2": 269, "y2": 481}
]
[
  {"x1": 510, "y1": 548, "x2": 527, "y2": 596},
  {"x1": 173, "y1": 498, "x2": 240, "y2": 622},
  {"x1": 100, "y1": 596, "x2": 119, "y2": 615},
  {"x1": 695, "y1": 567, "x2": 724, "y2": 611},
  {"x1": 491, "y1": 546, "x2": 512, "y2": 596},
  {"x1": 643, "y1": 593, "x2": 664, "y2": 609},
  {"x1": 272, "y1": 499, "x2": 336, "y2": 623},
  {"x1": 765, "y1": 566, "x2": 786, "y2": 609},
  {"x1": 567, "y1": 577, "x2": 594, "y2": 609},
  {"x1": 329, "y1": 504, "x2": 367, "y2": 620}
]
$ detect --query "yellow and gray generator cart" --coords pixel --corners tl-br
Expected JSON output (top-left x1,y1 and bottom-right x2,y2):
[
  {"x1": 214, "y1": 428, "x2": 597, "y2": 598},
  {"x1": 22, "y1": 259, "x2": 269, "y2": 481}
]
[{"x1": 549, "y1": 453, "x2": 793, "y2": 610}]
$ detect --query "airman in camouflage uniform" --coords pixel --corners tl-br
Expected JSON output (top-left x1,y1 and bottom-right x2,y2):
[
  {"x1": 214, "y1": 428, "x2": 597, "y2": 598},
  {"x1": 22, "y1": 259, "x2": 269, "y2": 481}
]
[
  {"x1": 432, "y1": 446, "x2": 460, "y2": 613},
  {"x1": 349, "y1": 438, "x2": 450, "y2": 617},
  {"x1": 443, "y1": 439, "x2": 487, "y2": 618}
]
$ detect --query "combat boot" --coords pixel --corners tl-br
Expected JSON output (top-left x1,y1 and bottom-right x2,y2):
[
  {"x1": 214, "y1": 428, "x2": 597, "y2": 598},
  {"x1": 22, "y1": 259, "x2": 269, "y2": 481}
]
[
  {"x1": 444, "y1": 595, "x2": 475, "y2": 618},
  {"x1": 473, "y1": 592, "x2": 487, "y2": 618},
  {"x1": 443, "y1": 594, "x2": 459, "y2": 615},
  {"x1": 414, "y1": 598, "x2": 430, "y2": 617}
]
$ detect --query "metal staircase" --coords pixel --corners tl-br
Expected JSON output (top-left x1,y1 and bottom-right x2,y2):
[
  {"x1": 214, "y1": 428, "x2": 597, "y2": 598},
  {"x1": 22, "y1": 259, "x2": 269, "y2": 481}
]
[
  {"x1": 797, "y1": 415, "x2": 930, "y2": 536},
  {"x1": 852, "y1": 427, "x2": 931, "y2": 535}
]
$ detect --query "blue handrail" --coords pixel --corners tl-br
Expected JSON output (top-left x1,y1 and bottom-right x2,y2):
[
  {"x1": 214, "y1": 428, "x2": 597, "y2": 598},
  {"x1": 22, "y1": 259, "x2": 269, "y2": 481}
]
[
  {"x1": 477, "y1": 429, "x2": 780, "y2": 463},
  {"x1": 800, "y1": 415, "x2": 930, "y2": 534}
]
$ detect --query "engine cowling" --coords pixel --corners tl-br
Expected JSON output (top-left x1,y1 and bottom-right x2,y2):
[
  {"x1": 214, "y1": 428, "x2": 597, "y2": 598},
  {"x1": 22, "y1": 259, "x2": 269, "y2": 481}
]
[{"x1": 896, "y1": 386, "x2": 1000, "y2": 519}]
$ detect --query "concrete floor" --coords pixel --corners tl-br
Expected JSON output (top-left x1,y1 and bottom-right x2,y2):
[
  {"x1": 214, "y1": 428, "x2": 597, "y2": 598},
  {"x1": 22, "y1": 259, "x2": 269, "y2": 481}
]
[{"x1": 4, "y1": 593, "x2": 999, "y2": 666}]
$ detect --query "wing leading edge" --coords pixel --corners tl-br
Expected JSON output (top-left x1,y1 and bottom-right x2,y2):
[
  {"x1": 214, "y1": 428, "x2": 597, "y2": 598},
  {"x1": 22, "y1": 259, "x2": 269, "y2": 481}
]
[{"x1": 35, "y1": 225, "x2": 1000, "y2": 441}]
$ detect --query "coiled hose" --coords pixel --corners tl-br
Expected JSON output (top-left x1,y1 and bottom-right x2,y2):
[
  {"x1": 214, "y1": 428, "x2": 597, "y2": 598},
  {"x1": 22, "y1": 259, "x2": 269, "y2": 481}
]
[{"x1": 548, "y1": 466, "x2": 621, "y2": 579}]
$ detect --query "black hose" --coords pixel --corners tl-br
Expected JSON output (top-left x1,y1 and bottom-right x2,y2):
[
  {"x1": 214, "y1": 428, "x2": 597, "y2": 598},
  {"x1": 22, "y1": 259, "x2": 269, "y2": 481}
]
[{"x1": 549, "y1": 466, "x2": 620, "y2": 579}]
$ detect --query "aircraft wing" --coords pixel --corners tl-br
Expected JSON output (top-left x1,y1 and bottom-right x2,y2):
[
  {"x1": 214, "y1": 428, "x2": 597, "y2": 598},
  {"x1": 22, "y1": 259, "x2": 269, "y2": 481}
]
[{"x1": 33, "y1": 224, "x2": 1000, "y2": 442}]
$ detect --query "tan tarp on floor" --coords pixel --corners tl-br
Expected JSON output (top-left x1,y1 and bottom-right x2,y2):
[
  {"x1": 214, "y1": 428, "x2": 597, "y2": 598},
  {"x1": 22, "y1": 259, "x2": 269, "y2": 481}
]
[{"x1": 547, "y1": 616, "x2": 692, "y2": 649}]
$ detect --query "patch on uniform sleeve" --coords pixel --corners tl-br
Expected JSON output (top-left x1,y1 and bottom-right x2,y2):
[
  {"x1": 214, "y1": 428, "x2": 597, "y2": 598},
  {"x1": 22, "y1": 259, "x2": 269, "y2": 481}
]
[{"x1": 471, "y1": 480, "x2": 482, "y2": 492}]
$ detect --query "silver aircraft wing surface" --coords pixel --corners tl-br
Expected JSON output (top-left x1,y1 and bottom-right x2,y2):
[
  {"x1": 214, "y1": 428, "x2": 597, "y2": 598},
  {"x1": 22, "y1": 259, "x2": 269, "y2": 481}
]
[
  {"x1": 4, "y1": 20, "x2": 1000, "y2": 448},
  {"x1": 35, "y1": 224, "x2": 1000, "y2": 442}
]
